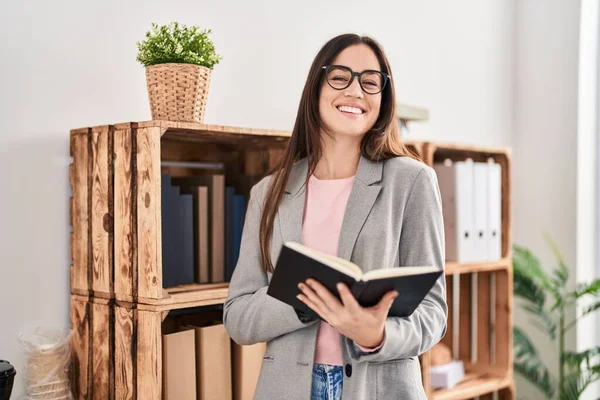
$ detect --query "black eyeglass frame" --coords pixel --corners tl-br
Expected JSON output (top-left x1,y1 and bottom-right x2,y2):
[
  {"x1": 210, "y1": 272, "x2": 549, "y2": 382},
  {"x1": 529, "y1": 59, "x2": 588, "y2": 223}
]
[{"x1": 321, "y1": 65, "x2": 390, "y2": 95}]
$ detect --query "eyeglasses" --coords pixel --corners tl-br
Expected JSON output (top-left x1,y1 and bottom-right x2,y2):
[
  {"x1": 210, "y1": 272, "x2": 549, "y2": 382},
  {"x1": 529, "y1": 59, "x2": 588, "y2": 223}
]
[{"x1": 322, "y1": 65, "x2": 390, "y2": 95}]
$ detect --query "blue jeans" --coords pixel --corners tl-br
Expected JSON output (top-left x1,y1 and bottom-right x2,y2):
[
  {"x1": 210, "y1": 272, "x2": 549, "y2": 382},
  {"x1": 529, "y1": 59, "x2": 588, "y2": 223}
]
[{"x1": 311, "y1": 363, "x2": 343, "y2": 400}]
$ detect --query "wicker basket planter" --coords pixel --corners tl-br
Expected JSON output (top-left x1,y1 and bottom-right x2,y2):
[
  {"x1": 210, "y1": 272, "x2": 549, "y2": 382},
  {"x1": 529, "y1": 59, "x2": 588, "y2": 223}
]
[{"x1": 145, "y1": 63, "x2": 211, "y2": 123}]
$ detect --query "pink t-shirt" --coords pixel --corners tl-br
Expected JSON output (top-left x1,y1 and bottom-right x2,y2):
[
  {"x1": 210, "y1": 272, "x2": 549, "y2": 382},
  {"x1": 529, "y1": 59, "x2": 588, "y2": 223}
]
[{"x1": 302, "y1": 173, "x2": 383, "y2": 366}]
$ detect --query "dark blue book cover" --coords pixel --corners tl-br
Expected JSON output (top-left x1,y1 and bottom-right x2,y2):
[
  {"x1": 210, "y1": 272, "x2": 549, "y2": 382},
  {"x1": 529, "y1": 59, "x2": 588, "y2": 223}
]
[
  {"x1": 161, "y1": 174, "x2": 179, "y2": 288},
  {"x1": 225, "y1": 186, "x2": 235, "y2": 281},
  {"x1": 162, "y1": 173, "x2": 195, "y2": 288},
  {"x1": 232, "y1": 194, "x2": 247, "y2": 274},
  {"x1": 177, "y1": 192, "x2": 195, "y2": 286}
]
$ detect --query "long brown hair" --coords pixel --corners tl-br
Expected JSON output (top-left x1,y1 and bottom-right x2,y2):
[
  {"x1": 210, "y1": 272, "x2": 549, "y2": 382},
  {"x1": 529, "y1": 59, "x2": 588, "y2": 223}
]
[{"x1": 259, "y1": 33, "x2": 419, "y2": 273}]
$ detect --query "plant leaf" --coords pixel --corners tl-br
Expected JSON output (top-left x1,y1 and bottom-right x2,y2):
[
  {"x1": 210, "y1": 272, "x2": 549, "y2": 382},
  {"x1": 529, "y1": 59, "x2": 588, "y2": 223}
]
[
  {"x1": 513, "y1": 326, "x2": 555, "y2": 398},
  {"x1": 513, "y1": 257, "x2": 547, "y2": 307},
  {"x1": 563, "y1": 347, "x2": 600, "y2": 372},
  {"x1": 561, "y1": 369, "x2": 600, "y2": 400},
  {"x1": 564, "y1": 300, "x2": 600, "y2": 333},
  {"x1": 513, "y1": 244, "x2": 556, "y2": 293},
  {"x1": 520, "y1": 303, "x2": 557, "y2": 339},
  {"x1": 573, "y1": 279, "x2": 600, "y2": 299},
  {"x1": 136, "y1": 21, "x2": 222, "y2": 68},
  {"x1": 513, "y1": 242, "x2": 567, "y2": 313}
]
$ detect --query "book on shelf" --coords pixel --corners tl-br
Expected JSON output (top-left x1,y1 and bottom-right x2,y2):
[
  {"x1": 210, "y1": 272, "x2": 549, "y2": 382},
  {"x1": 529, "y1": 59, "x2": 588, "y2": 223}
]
[
  {"x1": 231, "y1": 341, "x2": 265, "y2": 400},
  {"x1": 172, "y1": 174, "x2": 226, "y2": 283},
  {"x1": 187, "y1": 323, "x2": 232, "y2": 400},
  {"x1": 160, "y1": 172, "x2": 249, "y2": 286},
  {"x1": 163, "y1": 322, "x2": 235, "y2": 400},
  {"x1": 162, "y1": 329, "x2": 196, "y2": 400},
  {"x1": 172, "y1": 184, "x2": 210, "y2": 284},
  {"x1": 194, "y1": 186, "x2": 210, "y2": 283},
  {"x1": 225, "y1": 186, "x2": 235, "y2": 281},
  {"x1": 267, "y1": 242, "x2": 443, "y2": 319},
  {"x1": 161, "y1": 174, "x2": 195, "y2": 287},
  {"x1": 225, "y1": 187, "x2": 247, "y2": 281},
  {"x1": 231, "y1": 194, "x2": 246, "y2": 278}
]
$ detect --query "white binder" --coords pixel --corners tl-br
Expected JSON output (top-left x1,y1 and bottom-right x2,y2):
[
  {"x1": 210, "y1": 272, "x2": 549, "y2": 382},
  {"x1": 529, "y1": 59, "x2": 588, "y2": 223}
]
[
  {"x1": 473, "y1": 162, "x2": 489, "y2": 262},
  {"x1": 434, "y1": 159, "x2": 476, "y2": 263},
  {"x1": 487, "y1": 161, "x2": 502, "y2": 261}
]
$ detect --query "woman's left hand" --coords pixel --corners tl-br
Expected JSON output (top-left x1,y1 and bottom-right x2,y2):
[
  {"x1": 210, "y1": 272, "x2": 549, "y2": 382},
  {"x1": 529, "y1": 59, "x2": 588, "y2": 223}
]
[{"x1": 297, "y1": 279, "x2": 398, "y2": 349}]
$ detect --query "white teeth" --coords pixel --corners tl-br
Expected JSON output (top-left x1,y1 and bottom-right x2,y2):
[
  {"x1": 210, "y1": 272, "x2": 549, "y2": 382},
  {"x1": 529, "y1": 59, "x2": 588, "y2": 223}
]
[{"x1": 337, "y1": 105, "x2": 363, "y2": 115}]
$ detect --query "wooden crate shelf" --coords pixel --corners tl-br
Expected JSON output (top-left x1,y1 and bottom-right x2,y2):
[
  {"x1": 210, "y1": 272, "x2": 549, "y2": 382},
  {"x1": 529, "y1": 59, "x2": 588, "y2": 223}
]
[
  {"x1": 69, "y1": 120, "x2": 513, "y2": 399},
  {"x1": 420, "y1": 142, "x2": 513, "y2": 400}
]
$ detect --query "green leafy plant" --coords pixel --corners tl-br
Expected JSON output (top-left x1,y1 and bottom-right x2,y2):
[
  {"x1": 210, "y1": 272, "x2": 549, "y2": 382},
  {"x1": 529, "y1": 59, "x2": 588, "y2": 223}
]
[
  {"x1": 136, "y1": 22, "x2": 222, "y2": 68},
  {"x1": 513, "y1": 234, "x2": 600, "y2": 399}
]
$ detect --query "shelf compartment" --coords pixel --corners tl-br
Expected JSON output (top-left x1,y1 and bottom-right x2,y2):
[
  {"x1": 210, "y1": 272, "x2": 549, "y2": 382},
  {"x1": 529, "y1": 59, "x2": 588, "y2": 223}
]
[
  {"x1": 423, "y1": 266, "x2": 514, "y2": 399},
  {"x1": 447, "y1": 268, "x2": 513, "y2": 373},
  {"x1": 423, "y1": 265, "x2": 514, "y2": 399},
  {"x1": 422, "y1": 141, "x2": 512, "y2": 260}
]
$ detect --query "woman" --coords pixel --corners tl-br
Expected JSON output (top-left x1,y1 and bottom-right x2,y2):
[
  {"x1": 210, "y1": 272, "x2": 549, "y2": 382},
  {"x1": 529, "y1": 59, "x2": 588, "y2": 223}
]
[{"x1": 223, "y1": 33, "x2": 447, "y2": 400}]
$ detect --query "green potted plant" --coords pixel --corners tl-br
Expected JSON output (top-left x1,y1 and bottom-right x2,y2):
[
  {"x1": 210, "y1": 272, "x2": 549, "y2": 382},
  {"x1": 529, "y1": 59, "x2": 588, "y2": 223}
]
[
  {"x1": 513, "y1": 235, "x2": 600, "y2": 399},
  {"x1": 136, "y1": 22, "x2": 222, "y2": 123}
]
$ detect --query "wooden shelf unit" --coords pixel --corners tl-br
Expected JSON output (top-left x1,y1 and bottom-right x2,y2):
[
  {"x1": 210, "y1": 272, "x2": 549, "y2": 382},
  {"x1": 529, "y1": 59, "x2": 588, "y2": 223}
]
[
  {"x1": 69, "y1": 121, "x2": 291, "y2": 399},
  {"x1": 419, "y1": 142, "x2": 514, "y2": 400},
  {"x1": 68, "y1": 121, "x2": 513, "y2": 400}
]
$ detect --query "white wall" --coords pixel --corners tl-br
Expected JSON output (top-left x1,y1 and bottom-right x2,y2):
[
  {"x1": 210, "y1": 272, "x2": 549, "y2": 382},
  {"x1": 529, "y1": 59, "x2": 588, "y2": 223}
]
[
  {"x1": 0, "y1": 0, "x2": 519, "y2": 397},
  {"x1": 513, "y1": 0, "x2": 600, "y2": 399}
]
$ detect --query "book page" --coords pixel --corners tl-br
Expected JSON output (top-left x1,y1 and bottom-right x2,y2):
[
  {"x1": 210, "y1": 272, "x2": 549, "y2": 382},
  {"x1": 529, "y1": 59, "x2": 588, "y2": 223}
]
[
  {"x1": 284, "y1": 242, "x2": 363, "y2": 280},
  {"x1": 362, "y1": 266, "x2": 439, "y2": 281}
]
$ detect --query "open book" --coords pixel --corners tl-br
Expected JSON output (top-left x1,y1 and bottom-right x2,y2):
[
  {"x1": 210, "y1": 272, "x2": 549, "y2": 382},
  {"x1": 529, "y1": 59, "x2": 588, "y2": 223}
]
[{"x1": 266, "y1": 242, "x2": 443, "y2": 319}]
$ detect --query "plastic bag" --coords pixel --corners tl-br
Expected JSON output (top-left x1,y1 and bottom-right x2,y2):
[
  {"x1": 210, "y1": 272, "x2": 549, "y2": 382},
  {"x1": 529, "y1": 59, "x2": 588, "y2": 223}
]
[{"x1": 18, "y1": 327, "x2": 73, "y2": 400}]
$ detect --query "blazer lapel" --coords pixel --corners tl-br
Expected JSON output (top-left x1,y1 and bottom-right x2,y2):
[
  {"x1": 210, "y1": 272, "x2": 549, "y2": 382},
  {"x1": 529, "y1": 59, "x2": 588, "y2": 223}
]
[
  {"x1": 278, "y1": 157, "x2": 309, "y2": 245},
  {"x1": 337, "y1": 156, "x2": 383, "y2": 263}
]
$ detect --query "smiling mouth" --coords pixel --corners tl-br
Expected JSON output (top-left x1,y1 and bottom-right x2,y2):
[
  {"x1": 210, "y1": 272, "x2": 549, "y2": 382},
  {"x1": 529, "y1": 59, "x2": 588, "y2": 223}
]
[{"x1": 337, "y1": 105, "x2": 365, "y2": 115}]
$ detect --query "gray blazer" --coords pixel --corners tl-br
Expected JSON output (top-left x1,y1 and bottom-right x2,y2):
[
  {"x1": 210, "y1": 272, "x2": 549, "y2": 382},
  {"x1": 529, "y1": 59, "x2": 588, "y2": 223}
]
[{"x1": 223, "y1": 155, "x2": 448, "y2": 400}]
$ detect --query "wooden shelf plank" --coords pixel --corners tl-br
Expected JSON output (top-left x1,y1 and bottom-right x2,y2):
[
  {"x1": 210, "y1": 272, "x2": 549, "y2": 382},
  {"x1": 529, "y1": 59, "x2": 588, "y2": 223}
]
[
  {"x1": 445, "y1": 259, "x2": 511, "y2": 275},
  {"x1": 73, "y1": 121, "x2": 292, "y2": 140},
  {"x1": 432, "y1": 373, "x2": 513, "y2": 400},
  {"x1": 137, "y1": 283, "x2": 229, "y2": 311},
  {"x1": 424, "y1": 141, "x2": 511, "y2": 158}
]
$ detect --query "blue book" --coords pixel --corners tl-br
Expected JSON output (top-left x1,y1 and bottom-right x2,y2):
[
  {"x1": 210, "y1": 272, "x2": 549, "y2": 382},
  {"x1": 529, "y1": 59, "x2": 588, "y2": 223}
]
[
  {"x1": 161, "y1": 174, "x2": 195, "y2": 288},
  {"x1": 161, "y1": 174, "x2": 179, "y2": 288},
  {"x1": 177, "y1": 193, "x2": 195, "y2": 286},
  {"x1": 225, "y1": 187, "x2": 235, "y2": 281},
  {"x1": 232, "y1": 194, "x2": 247, "y2": 273}
]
